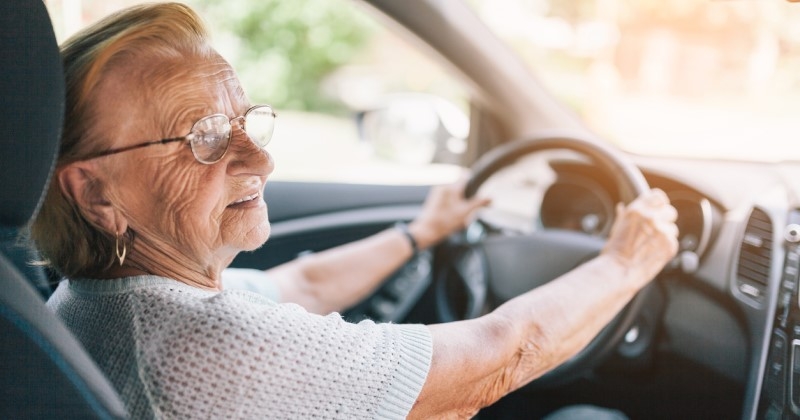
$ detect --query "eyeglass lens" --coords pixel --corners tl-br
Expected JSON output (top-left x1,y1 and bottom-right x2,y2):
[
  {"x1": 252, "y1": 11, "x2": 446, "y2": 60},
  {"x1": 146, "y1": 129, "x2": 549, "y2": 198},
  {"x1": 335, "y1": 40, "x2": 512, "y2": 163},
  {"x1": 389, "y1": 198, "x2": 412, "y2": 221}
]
[
  {"x1": 189, "y1": 105, "x2": 276, "y2": 164},
  {"x1": 244, "y1": 106, "x2": 276, "y2": 148}
]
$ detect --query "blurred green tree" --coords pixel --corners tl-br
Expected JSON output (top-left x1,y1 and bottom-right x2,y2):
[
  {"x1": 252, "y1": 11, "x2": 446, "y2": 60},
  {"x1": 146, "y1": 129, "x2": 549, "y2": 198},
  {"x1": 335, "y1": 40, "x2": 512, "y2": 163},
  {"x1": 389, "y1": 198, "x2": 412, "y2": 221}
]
[{"x1": 190, "y1": 0, "x2": 374, "y2": 113}]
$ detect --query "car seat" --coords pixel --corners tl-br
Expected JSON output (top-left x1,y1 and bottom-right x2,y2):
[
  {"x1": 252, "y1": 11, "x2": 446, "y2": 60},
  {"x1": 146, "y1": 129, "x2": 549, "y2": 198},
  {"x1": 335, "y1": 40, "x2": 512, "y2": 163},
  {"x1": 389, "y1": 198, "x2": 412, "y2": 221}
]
[{"x1": 0, "y1": 0, "x2": 127, "y2": 417}]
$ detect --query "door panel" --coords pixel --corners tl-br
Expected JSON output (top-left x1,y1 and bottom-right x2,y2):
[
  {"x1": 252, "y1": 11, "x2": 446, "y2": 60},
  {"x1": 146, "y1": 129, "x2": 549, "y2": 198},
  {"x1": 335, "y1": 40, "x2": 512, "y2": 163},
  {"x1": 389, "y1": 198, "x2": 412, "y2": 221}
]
[{"x1": 230, "y1": 181, "x2": 431, "y2": 269}]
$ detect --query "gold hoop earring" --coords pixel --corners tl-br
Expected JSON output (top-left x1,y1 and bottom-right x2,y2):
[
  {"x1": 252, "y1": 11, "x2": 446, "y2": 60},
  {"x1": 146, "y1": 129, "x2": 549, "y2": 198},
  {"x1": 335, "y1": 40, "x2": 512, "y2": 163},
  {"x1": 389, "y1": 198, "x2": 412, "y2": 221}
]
[{"x1": 115, "y1": 232, "x2": 127, "y2": 266}]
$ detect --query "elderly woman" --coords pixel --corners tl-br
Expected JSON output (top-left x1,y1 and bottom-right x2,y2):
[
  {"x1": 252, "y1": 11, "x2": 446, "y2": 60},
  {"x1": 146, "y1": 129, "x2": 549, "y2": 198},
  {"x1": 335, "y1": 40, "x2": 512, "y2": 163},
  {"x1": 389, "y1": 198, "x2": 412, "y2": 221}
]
[{"x1": 32, "y1": 3, "x2": 678, "y2": 419}]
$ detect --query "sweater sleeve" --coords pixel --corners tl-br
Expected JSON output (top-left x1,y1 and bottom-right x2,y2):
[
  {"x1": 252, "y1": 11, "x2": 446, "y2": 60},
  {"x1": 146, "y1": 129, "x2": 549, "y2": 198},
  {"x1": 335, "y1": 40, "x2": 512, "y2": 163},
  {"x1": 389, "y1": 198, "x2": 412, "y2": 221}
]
[{"x1": 131, "y1": 286, "x2": 432, "y2": 419}]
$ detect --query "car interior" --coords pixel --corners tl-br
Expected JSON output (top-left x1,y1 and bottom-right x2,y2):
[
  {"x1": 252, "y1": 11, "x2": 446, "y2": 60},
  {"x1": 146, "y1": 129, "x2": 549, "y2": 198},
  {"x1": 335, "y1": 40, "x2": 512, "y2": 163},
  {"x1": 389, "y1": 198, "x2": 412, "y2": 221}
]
[{"x1": 5, "y1": 0, "x2": 800, "y2": 418}]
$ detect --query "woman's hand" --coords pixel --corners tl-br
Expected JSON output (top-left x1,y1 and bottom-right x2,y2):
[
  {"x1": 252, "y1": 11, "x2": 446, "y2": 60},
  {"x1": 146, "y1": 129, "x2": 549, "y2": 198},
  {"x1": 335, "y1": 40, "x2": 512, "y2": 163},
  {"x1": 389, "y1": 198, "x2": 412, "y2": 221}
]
[
  {"x1": 602, "y1": 188, "x2": 680, "y2": 286},
  {"x1": 408, "y1": 178, "x2": 491, "y2": 250}
]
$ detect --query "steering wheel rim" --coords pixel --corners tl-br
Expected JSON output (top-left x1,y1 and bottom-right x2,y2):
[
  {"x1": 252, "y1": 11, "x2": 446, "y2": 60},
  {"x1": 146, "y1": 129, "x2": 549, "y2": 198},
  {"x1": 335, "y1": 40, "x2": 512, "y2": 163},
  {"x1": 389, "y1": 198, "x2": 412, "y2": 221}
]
[
  {"x1": 466, "y1": 135, "x2": 648, "y2": 200},
  {"x1": 443, "y1": 134, "x2": 651, "y2": 388}
]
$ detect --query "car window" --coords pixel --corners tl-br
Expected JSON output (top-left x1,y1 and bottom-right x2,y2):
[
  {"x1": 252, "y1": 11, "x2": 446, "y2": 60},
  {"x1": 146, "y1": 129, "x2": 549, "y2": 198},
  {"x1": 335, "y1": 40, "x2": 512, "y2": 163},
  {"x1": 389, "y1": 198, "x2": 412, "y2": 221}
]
[
  {"x1": 471, "y1": 0, "x2": 800, "y2": 162},
  {"x1": 46, "y1": 0, "x2": 469, "y2": 185}
]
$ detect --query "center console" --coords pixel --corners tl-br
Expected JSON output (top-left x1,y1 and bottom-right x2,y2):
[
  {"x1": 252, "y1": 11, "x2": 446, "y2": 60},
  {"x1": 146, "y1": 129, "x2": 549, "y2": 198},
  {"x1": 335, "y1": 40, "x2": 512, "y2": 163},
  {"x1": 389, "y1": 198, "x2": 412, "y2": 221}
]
[{"x1": 758, "y1": 216, "x2": 800, "y2": 418}]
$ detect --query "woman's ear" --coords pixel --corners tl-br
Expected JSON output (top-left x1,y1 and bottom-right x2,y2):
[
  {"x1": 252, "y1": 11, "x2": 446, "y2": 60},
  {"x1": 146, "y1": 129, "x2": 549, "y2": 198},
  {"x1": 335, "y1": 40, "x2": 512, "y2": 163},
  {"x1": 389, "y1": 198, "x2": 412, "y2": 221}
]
[{"x1": 58, "y1": 162, "x2": 127, "y2": 235}]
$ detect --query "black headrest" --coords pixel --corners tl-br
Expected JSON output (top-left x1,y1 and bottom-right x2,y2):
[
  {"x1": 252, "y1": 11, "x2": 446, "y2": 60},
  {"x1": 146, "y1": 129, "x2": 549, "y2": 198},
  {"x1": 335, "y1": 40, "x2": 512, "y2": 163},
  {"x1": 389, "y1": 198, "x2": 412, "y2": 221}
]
[{"x1": 0, "y1": 0, "x2": 64, "y2": 228}]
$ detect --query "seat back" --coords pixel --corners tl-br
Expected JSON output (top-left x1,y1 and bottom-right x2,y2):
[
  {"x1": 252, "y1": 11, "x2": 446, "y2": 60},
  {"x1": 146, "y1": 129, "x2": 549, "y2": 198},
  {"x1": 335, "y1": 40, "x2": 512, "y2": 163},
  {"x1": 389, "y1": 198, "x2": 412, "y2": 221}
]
[{"x1": 0, "y1": 0, "x2": 127, "y2": 418}]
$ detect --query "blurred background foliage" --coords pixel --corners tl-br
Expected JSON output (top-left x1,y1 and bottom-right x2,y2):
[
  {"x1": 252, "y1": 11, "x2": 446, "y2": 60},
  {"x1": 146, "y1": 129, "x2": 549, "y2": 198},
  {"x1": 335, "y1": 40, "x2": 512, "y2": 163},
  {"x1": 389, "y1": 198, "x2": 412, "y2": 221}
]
[{"x1": 190, "y1": 0, "x2": 375, "y2": 113}]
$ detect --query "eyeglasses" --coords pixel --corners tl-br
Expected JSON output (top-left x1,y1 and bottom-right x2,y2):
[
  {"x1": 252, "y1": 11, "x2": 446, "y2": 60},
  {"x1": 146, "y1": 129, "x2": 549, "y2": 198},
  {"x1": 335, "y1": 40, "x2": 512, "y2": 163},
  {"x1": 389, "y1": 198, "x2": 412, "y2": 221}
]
[{"x1": 78, "y1": 104, "x2": 276, "y2": 164}]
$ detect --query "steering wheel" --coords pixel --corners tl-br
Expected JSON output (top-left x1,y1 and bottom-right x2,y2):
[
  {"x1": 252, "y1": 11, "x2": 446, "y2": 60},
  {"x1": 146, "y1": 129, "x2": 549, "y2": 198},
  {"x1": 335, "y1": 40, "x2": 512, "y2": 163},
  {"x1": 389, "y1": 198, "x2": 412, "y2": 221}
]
[{"x1": 435, "y1": 134, "x2": 651, "y2": 387}]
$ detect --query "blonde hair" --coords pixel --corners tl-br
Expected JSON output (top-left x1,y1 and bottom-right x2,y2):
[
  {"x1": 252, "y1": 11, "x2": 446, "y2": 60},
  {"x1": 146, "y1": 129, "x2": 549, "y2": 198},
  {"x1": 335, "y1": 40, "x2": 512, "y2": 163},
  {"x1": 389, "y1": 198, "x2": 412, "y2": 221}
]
[{"x1": 31, "y1": 2, "x2": 213, "y2": 278}]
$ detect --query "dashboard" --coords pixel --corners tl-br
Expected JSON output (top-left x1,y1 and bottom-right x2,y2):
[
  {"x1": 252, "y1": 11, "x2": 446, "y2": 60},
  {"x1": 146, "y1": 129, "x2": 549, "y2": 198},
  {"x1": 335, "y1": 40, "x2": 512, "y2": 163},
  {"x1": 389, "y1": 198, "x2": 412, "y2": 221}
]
[{"x1": 540, "y1": 161, "x2": 722, "y2": 268}]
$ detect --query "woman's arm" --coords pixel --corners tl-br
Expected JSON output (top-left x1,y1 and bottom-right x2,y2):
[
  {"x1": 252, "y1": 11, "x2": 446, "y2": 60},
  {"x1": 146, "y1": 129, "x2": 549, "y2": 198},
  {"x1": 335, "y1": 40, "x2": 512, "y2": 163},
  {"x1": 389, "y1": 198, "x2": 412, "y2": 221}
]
[
  {"x1": 266, "y1": 180, "x2": 490, "y2": 315},
  {"x1": 410, "y1": 189, "x2": 679, "y2": 418}
]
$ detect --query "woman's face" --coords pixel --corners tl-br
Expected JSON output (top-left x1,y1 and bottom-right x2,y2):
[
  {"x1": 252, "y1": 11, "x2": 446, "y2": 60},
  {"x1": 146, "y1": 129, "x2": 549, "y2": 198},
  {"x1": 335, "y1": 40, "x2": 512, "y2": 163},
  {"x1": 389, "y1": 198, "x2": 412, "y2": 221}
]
[{"x1": 90, "y1": 52, "x2": 274, "y2": 281}]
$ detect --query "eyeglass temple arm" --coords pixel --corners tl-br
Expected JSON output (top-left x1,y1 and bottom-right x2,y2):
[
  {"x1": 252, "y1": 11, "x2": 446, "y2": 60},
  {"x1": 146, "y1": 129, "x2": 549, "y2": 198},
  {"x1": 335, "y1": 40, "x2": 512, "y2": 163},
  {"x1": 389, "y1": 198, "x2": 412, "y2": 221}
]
[{"x1": 78, "y1": 137, "x2": 187, "y2": 161}]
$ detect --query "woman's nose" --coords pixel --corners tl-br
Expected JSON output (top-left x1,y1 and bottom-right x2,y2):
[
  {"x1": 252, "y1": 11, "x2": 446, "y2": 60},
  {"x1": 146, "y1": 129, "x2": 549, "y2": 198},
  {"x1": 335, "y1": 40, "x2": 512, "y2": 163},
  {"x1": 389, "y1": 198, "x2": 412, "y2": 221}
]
[{"x1": 226, "y1": 129, "x2": 275, "y2": 176}]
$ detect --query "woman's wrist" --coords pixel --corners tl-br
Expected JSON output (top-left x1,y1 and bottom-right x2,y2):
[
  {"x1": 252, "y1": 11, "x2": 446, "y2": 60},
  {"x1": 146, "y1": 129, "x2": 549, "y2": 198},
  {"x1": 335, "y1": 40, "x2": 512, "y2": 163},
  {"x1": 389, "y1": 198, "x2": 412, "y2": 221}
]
[
  {"x1": 407, "y1": 220, "x2": 443, "y2": 251},
  {"x1": 393, "y1": 219, "x2": 441, "y2": 252},
  {"x1": 595, "y1": 253, "x2": 649, "y2": 294},
  {"x1": 394, "y1": 222, "x2": 419, "y2": 254}
]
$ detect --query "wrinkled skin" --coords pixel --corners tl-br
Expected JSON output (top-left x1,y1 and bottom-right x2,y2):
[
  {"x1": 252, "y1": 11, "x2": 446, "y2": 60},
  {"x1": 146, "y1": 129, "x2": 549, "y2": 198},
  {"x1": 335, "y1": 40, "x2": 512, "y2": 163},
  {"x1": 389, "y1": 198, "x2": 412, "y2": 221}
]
[
  {"x1": 602, "y1": 189, "x2": 680, "y2": 285},
  {"x1": 408, "y1": 176, "x2": 491, "y2": 249},
  {"x1": 60, "y1": 53, "x2": 274, "y2": 289}
]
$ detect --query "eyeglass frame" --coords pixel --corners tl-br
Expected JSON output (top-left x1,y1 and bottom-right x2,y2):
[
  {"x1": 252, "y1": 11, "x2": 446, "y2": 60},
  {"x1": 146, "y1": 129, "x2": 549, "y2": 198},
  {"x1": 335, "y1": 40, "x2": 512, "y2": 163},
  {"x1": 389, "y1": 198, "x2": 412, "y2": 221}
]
[{"x1": 75, "y1": 104, "x2": 276, "y2": 164}]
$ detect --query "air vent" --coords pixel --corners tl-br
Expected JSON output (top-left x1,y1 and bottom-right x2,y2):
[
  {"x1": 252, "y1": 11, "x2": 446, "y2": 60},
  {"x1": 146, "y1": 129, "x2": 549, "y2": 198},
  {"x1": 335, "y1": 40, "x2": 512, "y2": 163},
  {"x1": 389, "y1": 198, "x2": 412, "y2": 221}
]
[{"x1": 736, "y1": 208, "x2": 773, "y2": 300}]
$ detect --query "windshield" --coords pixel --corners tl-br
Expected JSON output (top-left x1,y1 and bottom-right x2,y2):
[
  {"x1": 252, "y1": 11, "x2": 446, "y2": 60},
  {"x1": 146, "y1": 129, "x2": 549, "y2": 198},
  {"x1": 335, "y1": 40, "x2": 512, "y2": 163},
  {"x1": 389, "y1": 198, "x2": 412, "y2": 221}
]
[
  {"x1": 47, "y1": 0, "x2": 800, "y2": 165},
  {"x1": 471, "y1": 0, "x2": 800, "y2": 162}
]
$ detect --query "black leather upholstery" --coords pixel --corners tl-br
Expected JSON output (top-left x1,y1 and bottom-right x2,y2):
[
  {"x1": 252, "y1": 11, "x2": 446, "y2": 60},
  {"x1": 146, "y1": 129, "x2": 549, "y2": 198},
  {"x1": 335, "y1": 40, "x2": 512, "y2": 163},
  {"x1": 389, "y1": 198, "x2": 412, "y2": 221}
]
[
  {"x1": 0, "y1": 0, "x2": 127, "y2": 418},
  {"x1": 0, "y1": 1, "x2": 63, "y2": 228},
  {"x1": 0, "y1": 254, "x2": 126, "y2": 418},
  {"x1": 0, "y1": 0, "x2": 63, "y2": 297}
]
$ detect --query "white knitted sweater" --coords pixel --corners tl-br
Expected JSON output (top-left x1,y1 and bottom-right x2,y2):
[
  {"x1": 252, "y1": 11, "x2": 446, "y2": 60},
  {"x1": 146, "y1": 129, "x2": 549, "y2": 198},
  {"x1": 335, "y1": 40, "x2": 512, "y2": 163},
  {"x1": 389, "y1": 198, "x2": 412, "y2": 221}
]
[{"x1": 47, "y1": 275, "x2": 432, "y2": 419}]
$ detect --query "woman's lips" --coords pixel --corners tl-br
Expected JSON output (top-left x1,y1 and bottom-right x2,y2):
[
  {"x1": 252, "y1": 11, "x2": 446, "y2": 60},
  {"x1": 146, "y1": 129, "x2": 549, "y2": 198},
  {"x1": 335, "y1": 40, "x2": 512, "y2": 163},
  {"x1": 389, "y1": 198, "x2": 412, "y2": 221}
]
[{"x1": 228, "y1": 191, "x2": 261, "y2": 207}]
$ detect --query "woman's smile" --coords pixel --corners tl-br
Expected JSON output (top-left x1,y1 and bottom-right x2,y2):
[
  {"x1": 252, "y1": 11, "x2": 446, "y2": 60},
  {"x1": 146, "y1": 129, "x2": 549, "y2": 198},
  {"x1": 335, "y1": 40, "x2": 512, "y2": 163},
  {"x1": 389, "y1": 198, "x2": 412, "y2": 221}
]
[{"x1": 228, "y1": 191, "x2": 263, "y2": 208}]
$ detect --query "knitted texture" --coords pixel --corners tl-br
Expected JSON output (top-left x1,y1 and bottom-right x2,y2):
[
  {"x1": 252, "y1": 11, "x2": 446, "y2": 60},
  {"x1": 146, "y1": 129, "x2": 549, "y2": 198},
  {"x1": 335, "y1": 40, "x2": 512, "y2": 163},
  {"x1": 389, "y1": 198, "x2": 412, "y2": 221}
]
[{"x1": 47, "y1": 275, "x2": 432, "y2": 419}]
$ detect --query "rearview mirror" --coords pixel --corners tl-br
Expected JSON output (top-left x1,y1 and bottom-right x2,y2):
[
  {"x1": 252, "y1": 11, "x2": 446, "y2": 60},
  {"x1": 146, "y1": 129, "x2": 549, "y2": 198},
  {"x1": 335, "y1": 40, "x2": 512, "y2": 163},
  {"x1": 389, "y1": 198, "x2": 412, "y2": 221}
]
[{"x1": 355, "y1": 94, "x2": 469, "y2": 165}]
